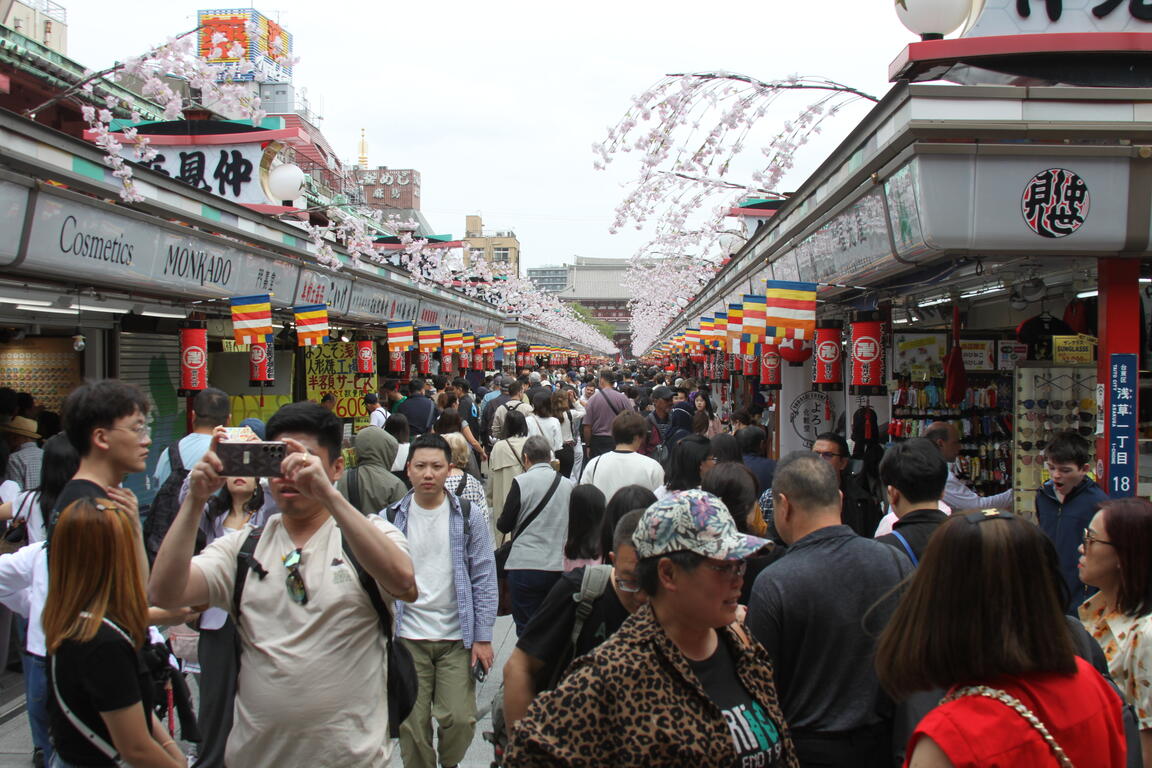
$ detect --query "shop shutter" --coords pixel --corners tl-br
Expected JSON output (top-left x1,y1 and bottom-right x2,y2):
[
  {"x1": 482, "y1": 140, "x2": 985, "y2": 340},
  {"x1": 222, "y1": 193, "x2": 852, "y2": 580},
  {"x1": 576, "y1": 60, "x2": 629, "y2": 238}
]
[{"x1": 118, "y1": 332, "x2": 186, "y2": 508}]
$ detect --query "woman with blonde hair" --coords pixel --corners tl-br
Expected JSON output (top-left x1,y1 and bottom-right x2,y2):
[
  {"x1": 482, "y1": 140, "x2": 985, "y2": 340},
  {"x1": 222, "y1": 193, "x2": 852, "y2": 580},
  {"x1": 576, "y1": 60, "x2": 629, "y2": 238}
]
[{"x1": 44, "y1": 498, "x2": 185, "y2": 768}]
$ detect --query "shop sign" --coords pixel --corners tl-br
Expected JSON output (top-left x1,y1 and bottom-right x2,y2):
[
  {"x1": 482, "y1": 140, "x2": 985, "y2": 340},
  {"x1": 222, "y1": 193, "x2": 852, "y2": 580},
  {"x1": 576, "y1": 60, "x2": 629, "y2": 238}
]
[
  {"x1": 966, "y1": 0, "x2": 1152, "y2": 37},
  {"x1": 222, "y1": 339, "x2": 249, "y2": 353},
  {"x1": 959, "y1": 340, "x2": 995, "y2": 372},
  {"x1": 1053, "y1": 334, "x2": 1095, "y2": 364},
  {"x1": 24, "y1": 193, "x2": 299, "y2": 301},
  {"x1": 1021, "y1": 169, "x2": 1089, "y2": 239},
  {"x1": 893, "y1": 333, "x2": 946, "y2": 377},
  {"x1": 997, "y1": 341, "x2": 1029, "y2": 370},
  {"x1": 127, "y1": 143, "x2": 268, "y2": 205},
  {"x1": 293, "y1": 270, "x2": 352, "y2": 316},
  {"x1": 1108, "y1": 353, "x2": 1138, "y2": 497},
  {"x1": 390, "y1": 296, "x2": 420, "y2": 322},
  {"x1": 0, "y1": 179, "x2": 29, "y2": 267},
  {"x1": 345, "y1": 282, "x2": 390, "y2": 323},
  {"x1": 788, "y1": 390, "x2": 837, "y2": 447},
  {"x1": 790, "y1": 188, "x2": 890, "y2": 285},
  {"x1": 304, "y1": 342, "x2": 378, "y2": 428}
]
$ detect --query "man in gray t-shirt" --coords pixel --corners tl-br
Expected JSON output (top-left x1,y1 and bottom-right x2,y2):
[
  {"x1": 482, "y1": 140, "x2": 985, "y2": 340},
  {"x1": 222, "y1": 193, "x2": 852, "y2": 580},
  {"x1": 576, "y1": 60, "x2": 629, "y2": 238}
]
[{"x1": 748, "y1": 451, "x2": 912, "y2": 768}]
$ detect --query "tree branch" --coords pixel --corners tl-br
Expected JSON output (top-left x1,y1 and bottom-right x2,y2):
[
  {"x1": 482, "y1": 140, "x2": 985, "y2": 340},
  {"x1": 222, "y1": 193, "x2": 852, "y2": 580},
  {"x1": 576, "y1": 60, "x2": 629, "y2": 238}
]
[{"x1": 665, "y1": 71, "x2": 881, "y2": 103}]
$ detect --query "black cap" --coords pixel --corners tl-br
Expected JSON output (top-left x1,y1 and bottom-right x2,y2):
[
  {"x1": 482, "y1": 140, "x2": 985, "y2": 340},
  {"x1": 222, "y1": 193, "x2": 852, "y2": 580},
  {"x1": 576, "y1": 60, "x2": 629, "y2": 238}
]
[
  {"x1": 652, "y1": 385, "x2": 674, "y2": 401},
  {"x1": 364, "y1": 393, "x2": 379, "y2": 405}
]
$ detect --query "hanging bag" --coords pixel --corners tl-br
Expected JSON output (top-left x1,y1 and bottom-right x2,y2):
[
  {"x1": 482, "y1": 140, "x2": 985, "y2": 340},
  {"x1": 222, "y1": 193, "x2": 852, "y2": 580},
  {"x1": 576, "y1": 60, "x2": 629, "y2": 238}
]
[
  {"x1": 0, "y1": 492, "x2": 33, "y2": 554},
  {"x1": 494, "y1": 471, "x2": 562, "y2": 616}
]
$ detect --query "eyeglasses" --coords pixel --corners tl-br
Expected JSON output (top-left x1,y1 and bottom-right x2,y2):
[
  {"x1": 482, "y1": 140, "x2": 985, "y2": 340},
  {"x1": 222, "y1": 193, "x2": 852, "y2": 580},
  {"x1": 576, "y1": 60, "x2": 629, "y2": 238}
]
[
  {"x1": 814, "y1": 451, "x2": 843, "y2": 460},
  {"x1": 1082, "y1": 528, "x2": 1115, "y2": 549},
  {"x1": 111, "y1": 424, "x2": 151, "y2": 441},
  {"x1": 283, "y1": 548, "x2": 308, "y2": 605},
  {"x1": 614, "y1": 574, "x2": 641, "y2": 593},
  {"x1": 703, "y1": 560, "x2": 747, "y2": 579}
]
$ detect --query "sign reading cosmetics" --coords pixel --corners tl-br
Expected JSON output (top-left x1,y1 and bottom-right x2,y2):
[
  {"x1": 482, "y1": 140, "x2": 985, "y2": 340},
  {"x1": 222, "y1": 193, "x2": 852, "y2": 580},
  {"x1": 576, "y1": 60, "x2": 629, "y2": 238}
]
[{"x1": 23, "y1": 191, "x2": 299, "y2": 302}]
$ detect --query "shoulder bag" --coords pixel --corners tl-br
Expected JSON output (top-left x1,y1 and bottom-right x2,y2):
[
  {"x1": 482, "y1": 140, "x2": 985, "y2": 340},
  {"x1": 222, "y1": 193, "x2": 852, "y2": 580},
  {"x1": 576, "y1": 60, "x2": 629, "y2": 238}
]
[
  {"x1": 493, "y1": 471, "x2": 562, "y2": 616},
  {"x1": 941, "y1": 686, "x2": 1073, "y2": 767}
]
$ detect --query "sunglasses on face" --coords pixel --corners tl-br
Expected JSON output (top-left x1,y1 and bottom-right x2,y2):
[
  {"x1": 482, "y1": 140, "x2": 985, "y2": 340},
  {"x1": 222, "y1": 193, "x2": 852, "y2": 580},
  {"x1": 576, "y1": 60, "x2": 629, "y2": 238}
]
[
  {"x1": 283, "y1": 548, "x2": 308, "y2": 605},
  {"x1": 703, "y1": 560, "x2": 747, "y2": 579}
]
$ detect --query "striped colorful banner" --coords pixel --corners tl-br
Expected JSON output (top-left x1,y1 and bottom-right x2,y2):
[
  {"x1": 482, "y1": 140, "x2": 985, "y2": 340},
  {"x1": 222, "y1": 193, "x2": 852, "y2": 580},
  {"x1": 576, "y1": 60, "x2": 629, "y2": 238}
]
[
  {"x1": 478, "y1": 335, "x2": 497, "y2": 350},
  {"x1": 417, "y1": 326, "x2": 441, "y2": 349},
  {"x1": 293, "y1": 304, "x2": 329, "y2": 346},
  {"x1": 230, "y1": 294, "x2": 273, "y2": 345},
  {"x1": 765, "y1": 279, "x2": 818, "y2": 339},
  {"x1": 713, "y1": 312, "x2": 727, "y2": 348},
  {"x1": 742, "y1": 294, "x2": 768, "y2": 340},
  {"x1": 442, "y1": 330, "x2": 463, "y2": 350},
  {"x1": 387, "y1": 321, "x2": 415, "y2": 350},
  {"x1": 503, "y1": 337, "x2": 517, "y2": 356},
  {"x1": 727, "y1": 304, "x2": 744, "y2": 353}
]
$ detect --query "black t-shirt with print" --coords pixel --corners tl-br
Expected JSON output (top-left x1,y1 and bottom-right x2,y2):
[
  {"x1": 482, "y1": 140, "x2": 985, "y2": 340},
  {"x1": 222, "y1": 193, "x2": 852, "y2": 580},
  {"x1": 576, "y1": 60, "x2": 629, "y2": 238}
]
[
  {"x1": 688, "y1": 638, "x2": 786, "y2": 768},
  {"x1": 516, "y1": 567, "x2": 629, "y2": 689},
  {"x1": 51, "y1": 479, "x2": 107, "y2": 530},
  {"x1": 49, "y1": 622, "x2": 153, "y2": 766}
]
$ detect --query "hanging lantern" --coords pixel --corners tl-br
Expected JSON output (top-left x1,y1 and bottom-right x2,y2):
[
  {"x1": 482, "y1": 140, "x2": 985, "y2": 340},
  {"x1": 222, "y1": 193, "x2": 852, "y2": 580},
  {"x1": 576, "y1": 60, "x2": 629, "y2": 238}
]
[
  {"x1": 388, "y1": 346, "x2": 405, "y2": 373},
  {"x1": 355, "y1": 340, "x2": 375, "y2": 375},
  {"x1": 743, "y1": 351, "x2": 758, "y2": 377},
  {"x1": 779, "y1": 338, "x2": 813, "y2": 366},
  {"x1": 760, "y1": 344, "x2": 782, "y2": 390},
  {"x1": 249, "y1": 340, "x2": 273, "y2": 386},
  {"x1": 516, "y1": 350, "x2": 526, "y2": 368},
  {"x1": 485, "y1": 351, "x2": 496, "y2": 370},
  {"x1": 459, "y1": 346, "x2": 473, "y2": 371},
  {"x1": 733, "y1": 353, "x2": 744, "y2": 375},
  {"x1": 178, "y1": 323, "x2": 208, "y2": 397},
  {"x1": 895, "y1": 0, "x2": 973, "y2": 40},
  {"x1": 812, "y1": 322, "x2": 844, "y2": 391},
  {"x1": 418, "y1": 347, "x2": 433, "y2": 374},
  {"x1": 442, "y1": 351, "x2": 455, "y2": 374},
  {"x1": 849, "y1": 310, "x2": 887, "y2": 396}
]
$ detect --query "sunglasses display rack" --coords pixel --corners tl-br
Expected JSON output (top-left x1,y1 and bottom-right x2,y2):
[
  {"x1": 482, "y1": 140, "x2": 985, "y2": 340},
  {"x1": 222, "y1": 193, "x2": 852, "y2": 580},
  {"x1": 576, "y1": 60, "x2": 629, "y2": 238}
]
[
  {"x1": 889, "y1": 372, "x2": 1015, "y2": 497},
  {"x1": 1013, "y1": 363, "x2": 1097, "y2": 522}
]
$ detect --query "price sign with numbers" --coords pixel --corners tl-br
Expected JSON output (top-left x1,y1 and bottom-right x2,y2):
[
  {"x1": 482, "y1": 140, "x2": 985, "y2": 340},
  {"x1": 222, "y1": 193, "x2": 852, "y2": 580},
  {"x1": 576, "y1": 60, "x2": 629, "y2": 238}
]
[{"x1": 1109, "y1": 353, "x2": 1138, "y2": 497}]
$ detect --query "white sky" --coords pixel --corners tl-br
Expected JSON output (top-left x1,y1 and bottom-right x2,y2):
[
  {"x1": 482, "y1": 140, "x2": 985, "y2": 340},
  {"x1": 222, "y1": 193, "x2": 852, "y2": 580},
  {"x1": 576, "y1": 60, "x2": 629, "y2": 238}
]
[{"x1": 65, "y1": 1, "x2": 921, "y2": 271}]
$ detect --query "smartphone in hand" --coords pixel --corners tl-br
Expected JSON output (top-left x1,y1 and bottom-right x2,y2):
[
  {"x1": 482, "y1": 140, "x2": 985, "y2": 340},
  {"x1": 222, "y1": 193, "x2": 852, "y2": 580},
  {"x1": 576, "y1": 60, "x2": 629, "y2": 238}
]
[
  {"x1": 471, "y1": 660, "x2": 487, "y2": 683},
  {"x1": 216, "y1": 441, "x2": 287, "y2": 477}
]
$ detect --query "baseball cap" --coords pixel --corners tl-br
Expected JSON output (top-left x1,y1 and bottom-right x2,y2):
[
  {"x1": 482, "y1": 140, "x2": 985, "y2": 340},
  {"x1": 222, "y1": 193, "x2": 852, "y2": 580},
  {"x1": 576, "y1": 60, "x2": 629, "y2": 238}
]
[
  {"x1": 651, "y1": 385, "x2": 674, "y2": 401},
  {"x1": 633, "y1": 489, "x2": 770, "y2": 561},
  {"x1": 363, "y1": 393, "x2": 379, "y2": 405}
]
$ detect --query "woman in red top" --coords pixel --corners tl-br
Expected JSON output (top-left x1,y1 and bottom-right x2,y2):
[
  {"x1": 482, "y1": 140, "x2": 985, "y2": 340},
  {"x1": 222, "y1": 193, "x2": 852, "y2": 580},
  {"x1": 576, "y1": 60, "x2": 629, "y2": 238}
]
[{"x1": 876, "y1": 510, "x2": 1126, "y2": 767}]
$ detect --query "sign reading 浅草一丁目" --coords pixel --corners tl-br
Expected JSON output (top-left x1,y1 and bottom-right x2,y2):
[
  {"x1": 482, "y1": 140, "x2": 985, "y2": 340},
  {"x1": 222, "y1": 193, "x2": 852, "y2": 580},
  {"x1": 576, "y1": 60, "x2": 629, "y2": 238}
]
[{"x1": 1108, "y1": 353, "x2": 1138, "y2": 497}]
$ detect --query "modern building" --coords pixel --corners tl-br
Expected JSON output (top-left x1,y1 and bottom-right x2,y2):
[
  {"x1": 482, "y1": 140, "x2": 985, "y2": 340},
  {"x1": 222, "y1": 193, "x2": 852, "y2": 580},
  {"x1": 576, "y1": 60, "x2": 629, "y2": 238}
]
[
  {"x1": 527, "y1": 264, "x2": 569, "y2": 293},
  {"x1": 0, "y1": 0, "x2": 66, "y2": 55},
  {"x1": 463, "y1": 214, "x2": 520, "y2": 275},
  {"x1": 555, "y1": 256, "x2": 632, "y2": 354}
]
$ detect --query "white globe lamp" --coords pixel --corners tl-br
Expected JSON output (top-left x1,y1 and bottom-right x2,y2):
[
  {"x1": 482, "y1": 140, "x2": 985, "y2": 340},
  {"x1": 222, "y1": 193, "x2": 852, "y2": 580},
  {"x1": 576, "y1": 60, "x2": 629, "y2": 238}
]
[
  {"x1": 895, "y1": 0, "x2": 974, "y2": 40},
  {"x1": 267, "y1": 163, "x2": 305, "y2": 202}
]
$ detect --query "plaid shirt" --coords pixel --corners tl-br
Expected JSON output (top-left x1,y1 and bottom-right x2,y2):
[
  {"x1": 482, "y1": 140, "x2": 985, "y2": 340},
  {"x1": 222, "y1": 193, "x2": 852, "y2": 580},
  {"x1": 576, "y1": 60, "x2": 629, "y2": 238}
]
[
  {"x1": 5, "y1": 443, "x2": 42, "y2": 491},
  {"x1": 391, "y1": 490, "x2": 497, "y2": 648}
]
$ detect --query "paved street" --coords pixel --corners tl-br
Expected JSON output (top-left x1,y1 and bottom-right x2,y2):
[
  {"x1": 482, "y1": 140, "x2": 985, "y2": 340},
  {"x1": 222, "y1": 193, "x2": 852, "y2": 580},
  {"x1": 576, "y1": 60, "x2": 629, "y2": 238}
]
[{"x1": 0, "y1": 615, "x2": 519, "y2": 768}]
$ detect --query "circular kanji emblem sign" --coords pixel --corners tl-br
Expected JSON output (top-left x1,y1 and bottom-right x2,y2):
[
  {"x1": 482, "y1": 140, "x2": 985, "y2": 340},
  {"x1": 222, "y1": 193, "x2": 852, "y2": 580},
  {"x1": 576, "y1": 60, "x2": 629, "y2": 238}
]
[{"x1": 1021, "y1": 168, "x2": 1090, "y2": 239}]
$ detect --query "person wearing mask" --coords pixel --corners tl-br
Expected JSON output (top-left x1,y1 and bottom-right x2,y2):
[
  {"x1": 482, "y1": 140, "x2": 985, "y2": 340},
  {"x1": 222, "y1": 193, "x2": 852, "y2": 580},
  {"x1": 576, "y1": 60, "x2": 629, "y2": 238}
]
[
  {"x1": 1038, "y1": 430, "x2": 1110, "y2": 610},
  {"x1": 337, "y1": 426, "x2": 407, "y2": 515},
  {"x1": 390, "y1": 433, "x2": 497, "y2": 768},
  {"x1": 487, "y1": 411, "x2": 530, "y2": 546},
  {"x1": 737, "y1": 427, "x2": 776, "y2": 494},
  {"x1": 2, "y1": 416, "x2": 43, "y2": 491},
  {"x1": 811, "y1": 432, "x2": 881, "y2": 537},
  {"x1": 44, "y1": 497, "x2": 187, "y2": 768},
  {"x1": 507, "y1": 490, "x2": 797, "y2": 767},
  {"x1": 1079, "y1": 497, "x2": 1152, "y2": 765},
  {"x1": 394, "y1": 379, "x2": 438, "y2": 437},
  {"x1": 154, "y1": 388, "x2": 230, "y2": 487},
  {"x1": 498, "y1": 437, "x2": 573, "y2": 635},
  {"x1": 579, "y1": 413, "x2": 664, "y2": 503},
  {"x1": 503, "y1": 510, "x2": 647, "y2": 726},
  {"x1": 748, "y1": 452, "x2": 912, "y2": 767},
  {"x1": 874, "y1": 439, "x2": 949, "y2": 565},
  {"x1": 191, "y1": 475, "x2": 270, "y2": 768},
  {"x1": 876, "y1": 511, "x2": 1126, "y2": 767},
  {"x1": 581, "y1": 371, "x2": 634, "y2": 460}
]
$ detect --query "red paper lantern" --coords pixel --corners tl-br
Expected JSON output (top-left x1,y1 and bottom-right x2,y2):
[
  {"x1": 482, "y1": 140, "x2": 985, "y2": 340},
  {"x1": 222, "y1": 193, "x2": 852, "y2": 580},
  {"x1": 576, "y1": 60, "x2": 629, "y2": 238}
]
[
  {"x1": 812, "y1": 323, "x2": 844, "y2": 391},
  {"x1": 733, "y1": 353, "x2": 744, "y2": 374},
  {"x1": 388, "y1": 347, "x2": 405, "y2": 373},
  {"x1": 418, "y1": 348, "x2": 432, "y2": 374},
  {"x1": 178, "y1": 324, "x2": 208, "y2": 396},
  {"x1": 442, "y1": 351, "x2": 455, "y2": 373},
  {"x1": 516, "y1": 351, "x2": 526, "y2": 368},
  {"x1": 849, "y1": 311, "x2": 886, "y2": 396},
  {"x1": 778, "y1": 338, "x2": 812, "y2": 365},
  {"x1": 355, "y1": 340, "x2": 375, "y2": 375},
  {"x1": 485, "y1": 351, "x2": 496, "y2": 370},
  {"x1": 760, "y1": 345, "x2": 782, "y2": 390},
  {"x1": 249, "y1": 341, "x2": 273, "y2": 386},
  {"x1": 743, "y1": 353, "x2": 757, "y2": 377}
]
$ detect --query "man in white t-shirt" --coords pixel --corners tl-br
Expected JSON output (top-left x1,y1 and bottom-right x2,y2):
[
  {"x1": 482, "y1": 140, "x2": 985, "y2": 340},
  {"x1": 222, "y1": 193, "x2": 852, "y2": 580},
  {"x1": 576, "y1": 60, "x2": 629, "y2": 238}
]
[
  {"x1": 579, "y1": 411, "x2": 664, "y2": 503},
  {"x1": 149, "y1": 402, "x2": 417, "y2": 768},
  {"x1": 390, "y1": 433, "x2": 497, "y2": 768},
  {"x1": 365, "y1": 393, "x2": 388, "y2": 429}
]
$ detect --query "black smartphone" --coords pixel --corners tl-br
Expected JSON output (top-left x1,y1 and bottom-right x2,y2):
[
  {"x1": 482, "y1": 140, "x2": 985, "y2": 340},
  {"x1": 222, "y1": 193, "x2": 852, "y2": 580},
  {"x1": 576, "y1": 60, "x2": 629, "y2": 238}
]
[
  {"x1": 472, "y1": 660, "x2": 487, "y2": 683},
  {"x1": 216, "y1": 441, "x2": 287, "y2": 477}
]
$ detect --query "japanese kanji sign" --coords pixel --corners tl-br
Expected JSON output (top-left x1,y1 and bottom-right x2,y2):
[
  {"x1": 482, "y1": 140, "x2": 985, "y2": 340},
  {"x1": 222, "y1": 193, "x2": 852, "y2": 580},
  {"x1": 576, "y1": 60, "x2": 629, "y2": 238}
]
[
  {"x1": 1021, "y1": 168, "x2": 1090, "y2": 239},
  {"x1": 305, "y1": 343, "x2": 377, "y2": 429},
  {"x1": 1108, "y1": 353, "x2": 1138, "y2": 497},
  {"x1": 967, "y1": 0, "x2": 1152, "y2": 36}
]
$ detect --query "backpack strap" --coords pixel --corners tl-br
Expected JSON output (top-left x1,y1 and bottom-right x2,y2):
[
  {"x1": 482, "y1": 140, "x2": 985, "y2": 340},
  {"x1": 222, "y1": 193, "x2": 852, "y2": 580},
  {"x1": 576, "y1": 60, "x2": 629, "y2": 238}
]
[
  {"x1": 570, "y1": 565, "x2": 612, "y2": 647},
  {"x1": 169, "y1": 443, "x2": 184, "y2": 473},
  {"x1": 890, "y1": 530, "x2": 919, "y2": 567},
  {"x1": 233, "y1": 527, "x2": 267, "y2": 619},
  {"x1": 347, "y1": 466, "x2": 362, "y2": 513},
  {"x1": 455, "y1": 473, "x2": 468, "y2": 497},
  {"x1": 51, "y1": 618, "x2": 133, "y2": 766}
]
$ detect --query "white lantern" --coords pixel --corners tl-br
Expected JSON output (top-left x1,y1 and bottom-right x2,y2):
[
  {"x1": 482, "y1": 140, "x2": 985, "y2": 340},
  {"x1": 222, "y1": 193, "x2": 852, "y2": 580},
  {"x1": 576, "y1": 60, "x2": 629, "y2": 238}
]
[
  {"x1": 267, "y1": 163, "x2": 305, "y2": 202},
  {"x1": 895, "y1": 0, "x2": 974, "y2": 38}
]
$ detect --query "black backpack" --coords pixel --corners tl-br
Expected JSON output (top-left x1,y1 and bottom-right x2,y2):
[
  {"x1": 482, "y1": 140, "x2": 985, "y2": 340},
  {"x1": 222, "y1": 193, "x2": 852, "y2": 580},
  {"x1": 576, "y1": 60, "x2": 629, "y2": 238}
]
[{"x1": 143, "y1": 445, "x2": 190, "y2": 565}]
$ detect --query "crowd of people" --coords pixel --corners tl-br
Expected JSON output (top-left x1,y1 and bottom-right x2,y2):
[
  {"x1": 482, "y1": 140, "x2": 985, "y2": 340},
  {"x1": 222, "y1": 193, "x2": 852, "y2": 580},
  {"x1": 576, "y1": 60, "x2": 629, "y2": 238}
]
[{"x1": 0, "y1": 361, "x2": 1147, "y2": 768}]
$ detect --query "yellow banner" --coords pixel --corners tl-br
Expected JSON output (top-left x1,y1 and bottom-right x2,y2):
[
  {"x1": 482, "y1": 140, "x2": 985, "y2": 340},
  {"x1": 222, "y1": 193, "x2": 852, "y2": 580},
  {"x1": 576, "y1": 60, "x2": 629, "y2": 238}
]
[
  {"x1": 1053, "y1": 335, "x2": 1095, "y2": 364},
  {"x1": 304, "y1": 343, "x2": 378, "y2": 428}
]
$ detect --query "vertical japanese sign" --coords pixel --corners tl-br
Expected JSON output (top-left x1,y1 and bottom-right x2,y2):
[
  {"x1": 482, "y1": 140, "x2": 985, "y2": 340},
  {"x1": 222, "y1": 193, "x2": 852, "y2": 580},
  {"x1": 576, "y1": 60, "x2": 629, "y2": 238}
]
[
  {"x1": 1109, "y1": 353, "x2": 1138, "y2": 497},
  {"x1": 305, "y1": 343, "x2": 378, "y2": 429}
]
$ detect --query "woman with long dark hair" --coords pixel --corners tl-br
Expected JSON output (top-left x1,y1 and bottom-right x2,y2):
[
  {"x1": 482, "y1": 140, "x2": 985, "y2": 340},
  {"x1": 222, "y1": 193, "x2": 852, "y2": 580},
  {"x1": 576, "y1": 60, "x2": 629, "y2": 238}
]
[
  {"x1": 599, "y1": 485, "x2": 658, "y2": 564},
  {"x1": 876, "y1": 512, "x2": 1126, "y2": 766},
  {"x1": 1079, "y1": 497, "x2": 1152, "y2": 766},
  {"x1": 44, "y1": 498, "x2": 185, "y2": 768},
  {"x1": 661, "y1": 434, "x2": 712, "y2": 495},
  {"x1": 564, "y1": 485, "x2": 606, "y2": 571}
]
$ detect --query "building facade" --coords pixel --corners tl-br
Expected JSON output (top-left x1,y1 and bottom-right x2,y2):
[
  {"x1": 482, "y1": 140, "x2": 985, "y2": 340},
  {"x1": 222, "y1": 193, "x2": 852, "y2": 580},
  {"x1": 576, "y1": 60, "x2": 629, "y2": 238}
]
[
  {"x1": 555, "y1": 256, "x2": 632, "y2": 355},
  {"x1": 463, "y1": 214, "x2": 519, "y2": 275},
  {"x1": 527, "y1": 265, "x2": 569, "y2": 293}
]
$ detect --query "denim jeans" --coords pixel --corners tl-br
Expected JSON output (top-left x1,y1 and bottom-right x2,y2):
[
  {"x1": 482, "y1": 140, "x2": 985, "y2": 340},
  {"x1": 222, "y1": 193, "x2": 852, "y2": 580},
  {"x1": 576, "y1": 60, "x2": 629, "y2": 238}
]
[
  {"x1": 25, "y1": 653, "x2": 52, "y2": 762},
  {"x1": 506, "y1": 569, "x2": 562, "y2": 636}
]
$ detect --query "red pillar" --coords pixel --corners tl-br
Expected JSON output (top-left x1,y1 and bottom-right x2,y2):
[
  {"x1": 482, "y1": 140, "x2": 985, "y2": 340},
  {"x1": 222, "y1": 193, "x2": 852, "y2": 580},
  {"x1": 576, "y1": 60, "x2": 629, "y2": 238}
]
[{"x1": 1095, "y1": 259, "x2": 1141, "y2": 496}]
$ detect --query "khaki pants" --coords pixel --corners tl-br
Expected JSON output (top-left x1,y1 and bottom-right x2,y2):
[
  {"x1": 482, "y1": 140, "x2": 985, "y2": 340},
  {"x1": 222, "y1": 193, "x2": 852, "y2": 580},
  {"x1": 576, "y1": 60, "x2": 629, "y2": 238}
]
[{"x1": 398, "y1": 638, "x2": 476, "y2": 768}]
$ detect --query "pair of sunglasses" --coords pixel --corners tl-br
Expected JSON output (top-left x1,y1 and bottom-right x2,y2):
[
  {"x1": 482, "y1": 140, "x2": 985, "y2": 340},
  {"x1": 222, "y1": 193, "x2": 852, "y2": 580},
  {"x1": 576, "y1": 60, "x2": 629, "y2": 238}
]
[
  {"x1": 1021, "y1": 399, "x2": 1050, "y2": 410},
  {"x1": 1019, "y1": 440, "x2": 1048, "y2": 452},
  {"x1": 283, "y1": 549, "x2": 308, "y2": 605}
]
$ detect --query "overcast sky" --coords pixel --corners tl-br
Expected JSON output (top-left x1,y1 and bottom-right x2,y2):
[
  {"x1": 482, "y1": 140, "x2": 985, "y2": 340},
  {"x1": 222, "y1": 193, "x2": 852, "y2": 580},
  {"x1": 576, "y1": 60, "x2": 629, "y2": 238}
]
[{"x1": 66, "y1": 1, "x2": 921, "y2": 271}]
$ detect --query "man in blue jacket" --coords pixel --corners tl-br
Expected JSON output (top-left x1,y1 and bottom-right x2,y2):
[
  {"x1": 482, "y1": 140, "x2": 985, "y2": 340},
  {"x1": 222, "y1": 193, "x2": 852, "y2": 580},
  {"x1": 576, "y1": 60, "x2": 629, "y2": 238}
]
[{"x1": 1035, "y1": 431, "x2": 1109, "y2": 611}]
